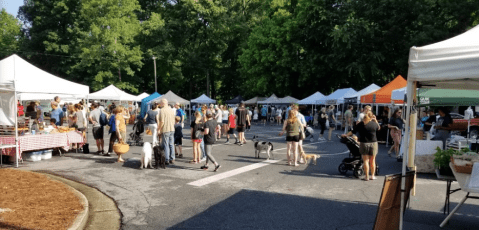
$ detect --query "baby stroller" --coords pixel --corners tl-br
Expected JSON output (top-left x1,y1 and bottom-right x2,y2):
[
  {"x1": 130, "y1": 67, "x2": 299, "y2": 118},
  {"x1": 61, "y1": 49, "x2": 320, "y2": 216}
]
[
  {"x1": 127, "y1": 119, "x2": 145, "y2": 146},
  {"x1": 305, "y1": 126, "x2": 315, "y2": 142},
  {"x1": 337, "y1": 135, "x2": 379, "y2": 178}
]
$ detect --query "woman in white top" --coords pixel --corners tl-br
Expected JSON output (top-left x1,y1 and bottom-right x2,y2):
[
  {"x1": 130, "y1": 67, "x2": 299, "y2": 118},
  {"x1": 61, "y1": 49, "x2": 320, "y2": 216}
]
[
  {"x1": 221, "y1": 105, "x2": 229, "y2": 137},
  {"x1": 215, "y1": 105, "x2": 223, "y2": 139}
]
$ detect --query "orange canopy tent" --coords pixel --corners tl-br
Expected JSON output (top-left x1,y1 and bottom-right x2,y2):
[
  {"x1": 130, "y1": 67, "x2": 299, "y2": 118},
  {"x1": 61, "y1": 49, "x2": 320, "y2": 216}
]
[{"x1": 360, "y1": 75, "x2": 407, "y2": 104}]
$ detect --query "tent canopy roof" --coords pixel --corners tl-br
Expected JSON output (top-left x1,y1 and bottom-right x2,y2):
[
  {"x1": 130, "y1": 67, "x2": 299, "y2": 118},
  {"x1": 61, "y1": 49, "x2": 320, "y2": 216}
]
[
  {"x1": 297, "y1": 92, "x2": 325, "y2": 105},
  {"x1": 150, "y1": 90, "x2": 189, "y2": 105},
  {"x1": 258, "y1": 94, "x2": 279, "y2": 104},
  {"x1": 244, "y1": 96, "x2": 268, "y2": 104},
  {"x1": 278, "y1": 96, "x2": 299, "y2": 104},
  {"x1": 0, "y1": 54, "x2": 89, "y2": 98},
  {"x1": 225, "y1": 95, "x2": 244, "y2": 104},
  {"x1": 418, "y1": 89, "x2": 479, "y2": 107},
  {"x1": 137, "y1": 92, "x2": 150, "y2": 101},
  {"x1": 89, "y1": 84, "x2": 139, "y2": 101},
  {"x1": 191, "y1": 94, "x2": 216, "y2": 104},
  {"x1": 319, "y1": 88, "x2": 358, "y2": 105},
  {"x1": 361, "y1": 75, "x2": 407, "y2": 104},
  {"x1": 408, "y1": 25, "x2": 479, "y2": 90},
  {"x1": 345, "y1": 84, "x2": 381, "y2": 100}
]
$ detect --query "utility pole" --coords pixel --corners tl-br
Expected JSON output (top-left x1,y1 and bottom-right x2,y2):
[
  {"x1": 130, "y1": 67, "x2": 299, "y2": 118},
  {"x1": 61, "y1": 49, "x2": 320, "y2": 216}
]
[{"x1": 153, "y1": 56, "x2": 157, "y2": 92}]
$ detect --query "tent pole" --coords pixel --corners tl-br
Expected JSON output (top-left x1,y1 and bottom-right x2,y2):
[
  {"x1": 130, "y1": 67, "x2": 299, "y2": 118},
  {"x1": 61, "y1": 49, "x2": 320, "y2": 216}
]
[
  {"x1": 399, "y1": 81, "x2": 414, "y2": 230},
  {"x1": 14, "y1": 81, "x2": 19, "y2": 168}
]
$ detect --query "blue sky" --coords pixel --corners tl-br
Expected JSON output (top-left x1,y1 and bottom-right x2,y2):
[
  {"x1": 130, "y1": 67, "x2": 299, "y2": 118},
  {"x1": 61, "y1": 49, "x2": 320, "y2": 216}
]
[{"x1": 2, "y1": 0, "x2": 23, "y2": 18}]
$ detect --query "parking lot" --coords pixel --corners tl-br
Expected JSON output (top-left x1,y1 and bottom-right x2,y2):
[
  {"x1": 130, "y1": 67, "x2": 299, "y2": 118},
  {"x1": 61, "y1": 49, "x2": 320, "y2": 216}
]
[{"x1": 12, "y1": 123, "x2": 479, "y2": 229}]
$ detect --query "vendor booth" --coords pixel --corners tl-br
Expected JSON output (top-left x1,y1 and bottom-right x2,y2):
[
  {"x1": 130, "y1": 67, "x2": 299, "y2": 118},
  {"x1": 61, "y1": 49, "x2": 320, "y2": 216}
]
[
  {"x1": 344, "y1": 83, "x2": 380, "y2": 105},
  {"x1": 139, "y1": 92, "x2": 161, "y2": 119},
  {"x1": 360, "y1": 75, "x2": 407, "y2": 104},
  {"x1": 191, "y1": 94, "x2": 216, "y2": 104},
  {"x1": 297, "y1": 92, "x2": 325, "y2": 105},
  {"x1": 277, "y1": 96, "x2": 298, "y2": 104},
  {"x1": 400, "y1": 25, "x2": 479, "y2": 229},
  {"x1": 89, "y1": 84, "x2": 139, "y2": 102},
  {"x1": 257, "y1": 94, "x2": 280, "y2": 104},
  {"x1": 244, "y1": 97, "x2": 267, "y2": 105},
  {"x1": 150, "y1": 90, "x2": 189, "y2": 105},
  {"x1": 0, "y1": 54, "x2": 89, "y2": 167},
  {"x1": 136, "y1": 92, "x2": 150, "y2": 102}
]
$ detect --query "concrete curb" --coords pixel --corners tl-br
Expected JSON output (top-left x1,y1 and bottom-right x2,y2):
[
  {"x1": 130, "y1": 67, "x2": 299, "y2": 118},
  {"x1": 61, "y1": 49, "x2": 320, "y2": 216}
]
[
  {"x1": 41, "y1": 173, "x2": 121, "y2": 230},
  {"x1": 39, "y1": 173, "x2": 89, "y2": 230}
]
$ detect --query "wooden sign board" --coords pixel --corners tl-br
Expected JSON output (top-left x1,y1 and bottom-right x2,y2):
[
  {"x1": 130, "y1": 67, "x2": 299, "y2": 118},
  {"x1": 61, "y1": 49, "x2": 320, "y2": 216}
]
[{"x1": 373, "y1": 171, "x2": 415, "y2": 230}]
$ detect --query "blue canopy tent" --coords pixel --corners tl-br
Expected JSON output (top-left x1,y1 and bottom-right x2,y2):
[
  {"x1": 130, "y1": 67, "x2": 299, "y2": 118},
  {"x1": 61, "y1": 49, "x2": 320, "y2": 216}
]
[{"x1": 140, "y1": 92, "x2": 161, "y2": 119}]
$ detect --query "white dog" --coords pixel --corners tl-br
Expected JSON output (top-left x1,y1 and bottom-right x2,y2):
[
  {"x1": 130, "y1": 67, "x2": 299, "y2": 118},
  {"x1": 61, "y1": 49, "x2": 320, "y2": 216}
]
[{"x1": 140, "y1": 142, "x2": 153, "y2": 169}]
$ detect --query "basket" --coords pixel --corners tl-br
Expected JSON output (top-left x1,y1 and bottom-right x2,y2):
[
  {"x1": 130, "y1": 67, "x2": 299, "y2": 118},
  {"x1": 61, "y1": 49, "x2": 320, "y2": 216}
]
[
  {"x1": 113, "y1": 142, "x2": 130, "y2": 155},
  {"x1": 451, "y1": 157, "x2": 473, "y2": 174}
]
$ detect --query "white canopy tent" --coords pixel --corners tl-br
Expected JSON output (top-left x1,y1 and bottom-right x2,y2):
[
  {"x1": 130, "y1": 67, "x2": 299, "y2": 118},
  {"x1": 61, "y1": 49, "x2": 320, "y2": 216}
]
[
  {"x1": 0, "y1": 54, "x2": 90, "y2": 167},
  {"x1": 89, "y1": 84, "x2": 139, "y2": 102},
  {"x1": 317, "y1": 88, "x2": 357, "y2": 105},
  {"x1": 345, "y1": 84, "x2": 380, "y2": 102},
  {"x1": 400, "y1": 25, "x2": 479, "y2": 229},
  {"x1": 136, "y1": 92, "x2": 150, "y2": 102},
  {"x1": 277, "y1": 96, "x2": 298, "y2": 104},
  {"x1": 257, "y1": 94, "x2": 280, "y2": 104},
  {"x1": 297, "y1": 92, "x2": 325, "y2": 105},
  {"x1": 191, "y1": 94, "x2": 216, "y2": 104},
  {"x1": 150, "y1": 90, "x2": 189, "y2": 105}
]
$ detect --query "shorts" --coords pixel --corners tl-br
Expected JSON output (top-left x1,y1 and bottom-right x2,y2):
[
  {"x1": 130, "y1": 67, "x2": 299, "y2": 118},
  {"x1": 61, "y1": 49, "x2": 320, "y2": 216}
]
[
  {"x1": 222, "y1": 120, "x2": 228, "y2": 124},
  {"x1": 236, "y1": 125, "x2": 245, "y2": 133},
  {"x1": 228, "y1": 128, "x2": 235, "y2": 134},
  {"x1": 193, "y1": 139, "x2": 202, "y2": 143},
  {"x1": 286, "y1": 135, "x2": 300, "y2": 142},
  {"x1": 359, "y1": 142, "x2": 378, "y2": 156},
  {"x1": 174, "y1": 137, "x2": 183, "y2": 146},
  {"x1": 261, "y1": 116, "x2": 266, "y2": 120},
  {"x1": 92, "y1": 127, "x2": 104, "y2": 140}
]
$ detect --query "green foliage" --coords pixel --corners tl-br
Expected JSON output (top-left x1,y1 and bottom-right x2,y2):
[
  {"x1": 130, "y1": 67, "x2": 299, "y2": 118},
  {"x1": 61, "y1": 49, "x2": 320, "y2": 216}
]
[
  {"x1": 14, "y1": 0, "x2": 479, "y2": 98},
  {"x1": 0, "y1": 9, "x2": 22, "y2": 58},
  {"x1": 433, "y1": 147, "x2": 470, "y2": 168}
]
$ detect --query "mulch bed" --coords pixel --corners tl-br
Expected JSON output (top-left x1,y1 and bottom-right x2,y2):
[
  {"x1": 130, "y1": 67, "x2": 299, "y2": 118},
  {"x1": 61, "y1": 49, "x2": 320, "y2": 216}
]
[{"x1": 0, "y1": 169, "x2": 84, "y2": 230}]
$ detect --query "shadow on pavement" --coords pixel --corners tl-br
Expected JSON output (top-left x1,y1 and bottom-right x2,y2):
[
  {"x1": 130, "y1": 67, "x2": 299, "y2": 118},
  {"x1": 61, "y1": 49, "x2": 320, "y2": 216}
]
[{"x1": 165, "y1": 189, "x2": 476, "y2": 230}]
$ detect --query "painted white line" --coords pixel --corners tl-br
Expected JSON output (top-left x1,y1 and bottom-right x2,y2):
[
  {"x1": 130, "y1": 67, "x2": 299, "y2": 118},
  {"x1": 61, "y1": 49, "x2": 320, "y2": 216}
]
[{"x1": 188, "y1": 159, "x2": 281, "y2": 187}]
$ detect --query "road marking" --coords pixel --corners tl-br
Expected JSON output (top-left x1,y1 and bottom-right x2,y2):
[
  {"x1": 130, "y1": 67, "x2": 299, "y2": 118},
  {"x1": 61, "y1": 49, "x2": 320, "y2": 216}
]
[{"x1": 188, "y1": 159, "x2": 281, "y2": 187}]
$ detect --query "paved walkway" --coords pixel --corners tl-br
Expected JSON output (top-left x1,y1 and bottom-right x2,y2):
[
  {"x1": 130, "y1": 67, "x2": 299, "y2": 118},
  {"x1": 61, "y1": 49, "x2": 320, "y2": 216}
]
[{"x1": 5, "y1": 124, "x2": 479, "y2": 229}]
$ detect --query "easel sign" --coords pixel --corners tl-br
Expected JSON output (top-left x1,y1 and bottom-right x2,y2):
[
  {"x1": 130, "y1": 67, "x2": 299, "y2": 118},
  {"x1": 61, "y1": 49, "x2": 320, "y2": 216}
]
[{"x1": 373, "y1": 171, "x2": 415, "y2": 230}]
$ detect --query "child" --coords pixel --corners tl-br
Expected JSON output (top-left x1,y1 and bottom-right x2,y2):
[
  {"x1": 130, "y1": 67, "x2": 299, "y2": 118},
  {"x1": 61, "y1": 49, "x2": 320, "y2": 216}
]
[
  {"x1": 201, "y1": 110, "x2": 221, "y2": 171},
  {"x1": 226, "y1": 108, "x2": 238, "y2": 144},
  {"x1": 174, "y1": 116, "x2": 183, "y2": 158}
]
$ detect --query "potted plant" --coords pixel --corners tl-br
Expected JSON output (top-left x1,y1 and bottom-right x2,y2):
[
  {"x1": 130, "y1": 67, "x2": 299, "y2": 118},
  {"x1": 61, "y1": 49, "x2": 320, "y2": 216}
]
[{"x1": 433, "y1": 147, "x2": 469, "y2": 176}]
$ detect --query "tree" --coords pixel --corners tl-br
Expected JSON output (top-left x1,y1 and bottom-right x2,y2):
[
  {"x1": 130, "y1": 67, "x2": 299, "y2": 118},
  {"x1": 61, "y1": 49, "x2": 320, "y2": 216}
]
[
  {"x1": 71, "y1": 0, "x2": 144, "y2": 93},
  {"x1": 0, "y1": 9, "x2": 22, "y2": 59}
]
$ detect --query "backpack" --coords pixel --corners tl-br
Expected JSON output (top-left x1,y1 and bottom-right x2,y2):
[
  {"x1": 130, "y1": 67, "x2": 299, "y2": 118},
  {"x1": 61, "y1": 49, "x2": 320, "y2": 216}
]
[{"x1": 99, "y1": 112, "x2": 108, "y2": 127}]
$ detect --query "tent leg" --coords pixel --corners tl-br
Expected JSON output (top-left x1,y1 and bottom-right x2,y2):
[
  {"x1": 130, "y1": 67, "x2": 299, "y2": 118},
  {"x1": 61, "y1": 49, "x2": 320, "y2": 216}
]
[{"x1": 399, "y1": 81, "x2": 415, "y2": 230}]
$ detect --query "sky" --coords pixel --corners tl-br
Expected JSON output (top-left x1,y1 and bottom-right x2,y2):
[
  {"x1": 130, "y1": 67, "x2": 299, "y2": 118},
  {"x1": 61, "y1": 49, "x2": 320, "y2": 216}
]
[{"x1": 2, "y1": 0, "x2": 23, "y2": 18}]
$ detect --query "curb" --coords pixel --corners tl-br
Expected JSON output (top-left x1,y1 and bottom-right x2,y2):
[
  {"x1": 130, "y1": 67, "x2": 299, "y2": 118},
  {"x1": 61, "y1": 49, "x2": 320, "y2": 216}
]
[
  {"x1": 41, "y1": 172, "x2": 121, "y2": 230},
  {"x1": 41, "y1": 173, "x2": 89, "y2": 230}
]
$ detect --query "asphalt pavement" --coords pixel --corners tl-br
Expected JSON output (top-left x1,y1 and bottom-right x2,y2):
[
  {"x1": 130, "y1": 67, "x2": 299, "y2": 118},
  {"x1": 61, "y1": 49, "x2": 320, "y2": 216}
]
[{"x1": 7, "y1": 122, "x2": 479, "y2": 229}]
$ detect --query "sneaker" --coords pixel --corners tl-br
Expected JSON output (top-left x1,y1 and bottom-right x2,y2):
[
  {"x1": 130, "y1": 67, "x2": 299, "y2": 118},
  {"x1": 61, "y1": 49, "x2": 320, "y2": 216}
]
[
  {"x1": 200, "y1": 165, "x2": 209, "y2": 170},
  {"x1": 105, "y1": 153, "x2": 111, "y2": 157},
  {"x1": 214, "y1": 165, "x2": 221, "y2": 172},
  {"x1": 239, "y1": 144, "x2": 243, "y2": 147},
  {"x1": 200, "y1": 157, "x2": 206, "y2": 162},
  {"x1": 225, "y1": 140, "x2": 230, "y2": 144}
]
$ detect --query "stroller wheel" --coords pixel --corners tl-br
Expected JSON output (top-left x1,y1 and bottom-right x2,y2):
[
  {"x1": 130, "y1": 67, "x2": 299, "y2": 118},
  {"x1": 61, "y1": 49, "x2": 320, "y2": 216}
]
[
  {"x1": 338, "y1": 163, "x2": 348, "y2": 175},
  {"x1": 353, "y1": 166, "x2": 364, "y2": 178}
]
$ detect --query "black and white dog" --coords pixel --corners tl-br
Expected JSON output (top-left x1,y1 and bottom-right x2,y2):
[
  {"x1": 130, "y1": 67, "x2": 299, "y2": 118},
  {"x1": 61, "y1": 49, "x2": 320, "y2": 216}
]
[
  {"x1": 252, "y1": 135, "x2": 274, "y2": 160},
  {"x1": 153, "y1": 144, "x2": 166, "y2": 169}
]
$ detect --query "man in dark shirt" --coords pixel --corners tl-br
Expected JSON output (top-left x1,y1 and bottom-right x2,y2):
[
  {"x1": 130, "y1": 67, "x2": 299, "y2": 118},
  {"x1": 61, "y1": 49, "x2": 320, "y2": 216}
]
[
  {"x1": 424, "y1": 110, "x2": 437, "y2": 132},
  {"x1": 235, "y1": 102, "x2": 250, "y2": 146}
]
